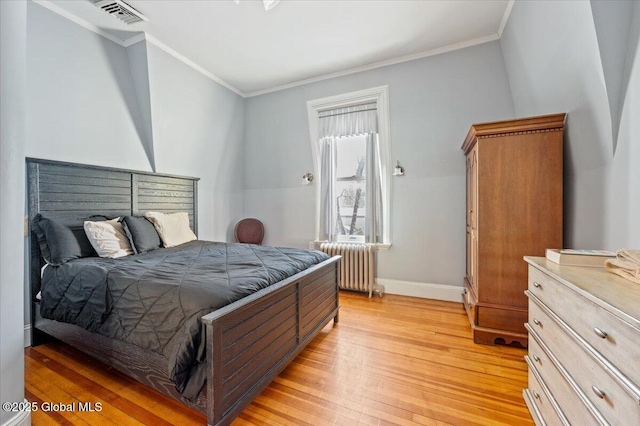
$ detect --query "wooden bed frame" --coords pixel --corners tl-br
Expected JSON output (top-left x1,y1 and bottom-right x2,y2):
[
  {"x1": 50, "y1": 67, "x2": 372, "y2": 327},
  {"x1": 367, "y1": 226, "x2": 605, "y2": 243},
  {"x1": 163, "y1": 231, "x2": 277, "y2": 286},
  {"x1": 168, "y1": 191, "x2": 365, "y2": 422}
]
[{"x1": 27, "y1": 158, "x2": 340, "y2": 426}]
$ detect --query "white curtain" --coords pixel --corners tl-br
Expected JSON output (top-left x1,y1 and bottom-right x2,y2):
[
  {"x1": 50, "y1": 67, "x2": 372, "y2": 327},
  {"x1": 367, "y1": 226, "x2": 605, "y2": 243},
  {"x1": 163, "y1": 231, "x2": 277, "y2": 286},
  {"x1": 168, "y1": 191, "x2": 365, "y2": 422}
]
[
  {"x1": 318, "y1": 136, "x2": 335, "y2": 241},
  {"x1": 318, "y1": 102, "x2": 378, "y2": 138},
  {"x1": 365, "y1": 133, "x2": 384, "y2": 244},
  {"x1": 317, "y1": 102, "x2": 384, "y2": 243}
]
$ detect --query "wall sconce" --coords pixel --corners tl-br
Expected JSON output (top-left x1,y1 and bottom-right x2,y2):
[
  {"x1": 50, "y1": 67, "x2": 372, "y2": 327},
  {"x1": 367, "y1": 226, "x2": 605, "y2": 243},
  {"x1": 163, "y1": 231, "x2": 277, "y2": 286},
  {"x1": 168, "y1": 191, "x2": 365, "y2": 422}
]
[
  {"x1": 302, "y1": 172, "x2": 314, "y2": 185},
  {"x1": 393, "y1": 161, "x2": 405, "y2": 176}
]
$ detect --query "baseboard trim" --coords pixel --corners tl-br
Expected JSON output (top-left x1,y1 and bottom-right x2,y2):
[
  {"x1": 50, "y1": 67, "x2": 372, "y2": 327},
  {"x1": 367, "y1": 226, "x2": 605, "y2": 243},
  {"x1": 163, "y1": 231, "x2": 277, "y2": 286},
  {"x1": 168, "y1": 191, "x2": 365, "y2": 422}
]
[
  {"x1": 376, "y1": 279, "x2": 464, "y2": 303},
  {"x1": 2, "y1": 399, "x2": 31, "y2": 426},
  {"x1": 23, "y1": 324, "x2": 30, "y2": 348}
]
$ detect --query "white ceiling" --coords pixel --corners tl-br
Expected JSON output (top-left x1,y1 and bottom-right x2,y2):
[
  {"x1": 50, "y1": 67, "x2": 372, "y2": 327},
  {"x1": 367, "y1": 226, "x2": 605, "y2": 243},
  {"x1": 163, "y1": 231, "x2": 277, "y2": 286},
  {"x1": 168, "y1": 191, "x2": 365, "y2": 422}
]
[{"x1": 38, "y1": 0, "x2": 512, "y2": 97}]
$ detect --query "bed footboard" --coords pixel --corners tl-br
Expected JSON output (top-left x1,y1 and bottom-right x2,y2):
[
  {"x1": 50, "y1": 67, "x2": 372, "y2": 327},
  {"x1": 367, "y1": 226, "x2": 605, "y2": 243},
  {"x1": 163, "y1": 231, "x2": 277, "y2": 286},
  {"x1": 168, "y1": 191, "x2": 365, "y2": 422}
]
[{"x1": 201, "y1": 255, "x2": 340, "y2": 426}]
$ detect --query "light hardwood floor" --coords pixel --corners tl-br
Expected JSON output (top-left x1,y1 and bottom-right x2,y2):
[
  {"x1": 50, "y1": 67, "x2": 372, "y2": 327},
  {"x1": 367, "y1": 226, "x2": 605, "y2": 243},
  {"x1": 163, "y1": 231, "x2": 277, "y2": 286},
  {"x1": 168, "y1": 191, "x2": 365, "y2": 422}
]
[{"x1": 25, "y1": 292, "x2": 533, "y2": 425}]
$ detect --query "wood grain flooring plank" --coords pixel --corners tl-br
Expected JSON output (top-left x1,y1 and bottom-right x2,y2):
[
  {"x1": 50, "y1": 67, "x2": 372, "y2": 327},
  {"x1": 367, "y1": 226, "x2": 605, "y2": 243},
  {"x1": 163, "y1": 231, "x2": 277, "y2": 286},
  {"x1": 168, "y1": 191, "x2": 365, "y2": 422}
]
[
  {"x1": 26, "y1": 354, "x2": 134, "y2": 426},
  {"x1": 27, "y1": 349, "x2": 174, "y2": 426},
  {"x1": 26, "y1": 291, "x2": 532, "y2": 425},
  {"x1": 24, "y1": 389, "x2": 77, "y2": 426},
  {"x1": 31, "y1": 344, "x2": 205, "y2": 426}
]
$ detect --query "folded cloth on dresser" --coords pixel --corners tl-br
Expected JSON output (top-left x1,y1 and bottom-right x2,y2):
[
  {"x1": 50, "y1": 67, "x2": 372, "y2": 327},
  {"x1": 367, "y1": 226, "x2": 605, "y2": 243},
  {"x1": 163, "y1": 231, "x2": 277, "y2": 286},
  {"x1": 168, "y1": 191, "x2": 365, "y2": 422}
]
[
  {"x1": 39, "y1": 240, "x2": 329, "y2": 400},
  {"x1": 605, "y1": 249, "x2": 640, "y2": 285}
]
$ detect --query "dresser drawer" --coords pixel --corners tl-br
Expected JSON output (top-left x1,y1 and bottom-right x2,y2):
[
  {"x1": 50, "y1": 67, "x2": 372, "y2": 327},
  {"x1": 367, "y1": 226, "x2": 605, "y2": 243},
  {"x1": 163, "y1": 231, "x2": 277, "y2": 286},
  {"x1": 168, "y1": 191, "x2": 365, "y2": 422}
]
[
  {"x1": 528, "y1": 266, "x2": 640, "y2": 384},
  {"x1": 525, "y1": 364, "x2": 567, "y2": 426},
  {"x1": 527, "y1": 302, "x2": 606, "y2": 425},
  {"x1": 528, "y1": 302, "x2": 640, "y2": 426}
]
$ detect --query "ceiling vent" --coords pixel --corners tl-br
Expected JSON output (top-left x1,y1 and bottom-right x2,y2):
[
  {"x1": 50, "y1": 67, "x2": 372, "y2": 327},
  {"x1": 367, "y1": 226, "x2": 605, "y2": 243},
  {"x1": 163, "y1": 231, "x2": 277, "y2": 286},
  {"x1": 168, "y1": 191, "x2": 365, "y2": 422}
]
[{"x1": 94, "y1": 0, "x2": 147, "y2": 25}]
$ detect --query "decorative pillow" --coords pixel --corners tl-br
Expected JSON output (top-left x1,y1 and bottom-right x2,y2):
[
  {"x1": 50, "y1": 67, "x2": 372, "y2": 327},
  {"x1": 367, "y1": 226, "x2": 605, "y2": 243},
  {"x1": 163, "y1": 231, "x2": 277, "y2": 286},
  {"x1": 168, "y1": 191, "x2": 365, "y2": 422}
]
[
  {"x1": 83, "y1": 218, "x2": 133, "y2": 258},
  {"x1": 32, "y1": 214, "x2": 108, "y2": 266},
  {"x1": 119, "y1": 216, "x2": 162, "y2": 254},
  {"x1": 143, "y1": 211, "x2": 197, "y2": 248}
]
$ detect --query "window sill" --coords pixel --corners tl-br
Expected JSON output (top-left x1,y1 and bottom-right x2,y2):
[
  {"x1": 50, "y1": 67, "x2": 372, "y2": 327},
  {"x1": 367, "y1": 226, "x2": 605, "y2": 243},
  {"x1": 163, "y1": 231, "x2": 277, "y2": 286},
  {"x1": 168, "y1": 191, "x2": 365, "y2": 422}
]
[{"x1": 312, "y1": 240, "x2": 391, "y2": 251}]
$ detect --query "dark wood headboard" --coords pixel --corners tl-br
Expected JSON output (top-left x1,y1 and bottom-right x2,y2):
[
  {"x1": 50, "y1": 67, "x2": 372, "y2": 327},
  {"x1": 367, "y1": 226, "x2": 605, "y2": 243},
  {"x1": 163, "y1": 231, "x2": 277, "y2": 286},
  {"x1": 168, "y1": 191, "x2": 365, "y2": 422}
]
[
  {"x1": 26, "y1": 158, "x2": 200, "y2": 339},
  {"x1": 27, "y1": 158, "x2": 199, "y2": 228}
]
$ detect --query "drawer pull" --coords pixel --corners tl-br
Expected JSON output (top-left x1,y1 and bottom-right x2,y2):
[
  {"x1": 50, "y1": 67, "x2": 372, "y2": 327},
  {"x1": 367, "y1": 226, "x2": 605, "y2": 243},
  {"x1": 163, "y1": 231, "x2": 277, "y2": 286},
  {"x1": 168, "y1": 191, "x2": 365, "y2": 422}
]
[
  {"x1": 533, "y1": 282, "x2": 542, "y2": 288},
  {"x1": 533, "y1": 318, "x2": 541, "y2": 326},
  {"x1": 533, "y1": 354, "x2": 541, "y2": 363},
  {"x1": 533, "y1": 391, "x2": 541, "y2": 400},
  {"x1": 593, "y1": 327, "x2": 608, "y2": 339},
  {"x1": 591, "y1": 385, "x2": 606, "y2": 399}
]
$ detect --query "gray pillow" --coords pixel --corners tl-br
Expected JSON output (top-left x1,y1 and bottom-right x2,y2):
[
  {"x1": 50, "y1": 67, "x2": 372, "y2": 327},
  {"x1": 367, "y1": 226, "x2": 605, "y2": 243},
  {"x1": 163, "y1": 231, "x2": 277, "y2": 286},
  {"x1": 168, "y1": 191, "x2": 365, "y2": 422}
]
[
  {"x1": 32, "y1": 214, "x2": 108, "y2": 265},
  {"x1": 120, "y1": 216, "x2": 162, "y2": 254}
]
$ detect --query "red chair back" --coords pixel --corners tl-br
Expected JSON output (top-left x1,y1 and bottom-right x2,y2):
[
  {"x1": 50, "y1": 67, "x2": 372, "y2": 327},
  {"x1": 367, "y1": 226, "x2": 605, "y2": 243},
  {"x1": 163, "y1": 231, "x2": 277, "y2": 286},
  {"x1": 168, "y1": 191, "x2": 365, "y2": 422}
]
[{"x1": 234, "y1": 218, "x2": 265, "y2": 244}]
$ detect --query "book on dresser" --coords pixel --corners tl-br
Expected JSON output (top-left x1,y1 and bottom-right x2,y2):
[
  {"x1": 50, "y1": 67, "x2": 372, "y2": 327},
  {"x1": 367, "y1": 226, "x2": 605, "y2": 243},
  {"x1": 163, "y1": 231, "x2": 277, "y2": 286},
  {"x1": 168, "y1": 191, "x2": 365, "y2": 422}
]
[{"x1": 545, "y1": 249, "x2": 615, "y2": 267}]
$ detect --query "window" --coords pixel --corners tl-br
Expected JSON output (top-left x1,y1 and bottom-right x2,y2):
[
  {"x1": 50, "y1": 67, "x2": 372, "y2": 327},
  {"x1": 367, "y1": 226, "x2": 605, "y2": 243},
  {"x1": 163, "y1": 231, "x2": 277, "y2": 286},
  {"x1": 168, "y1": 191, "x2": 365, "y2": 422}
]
[
  {"x1": 334, "y1": 134, "x2": 367, "y2": 242},
  {"x1": 307, "y1": 86, "x2": 391, "y2": 246}
]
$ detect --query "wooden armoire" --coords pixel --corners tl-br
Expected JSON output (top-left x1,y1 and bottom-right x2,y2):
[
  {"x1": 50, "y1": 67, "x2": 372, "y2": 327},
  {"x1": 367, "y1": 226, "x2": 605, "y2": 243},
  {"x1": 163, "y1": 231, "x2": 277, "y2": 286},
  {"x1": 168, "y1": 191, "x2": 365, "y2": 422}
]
[{"x1": 461, "y1": 113, "x2": 565, "y2": 347}]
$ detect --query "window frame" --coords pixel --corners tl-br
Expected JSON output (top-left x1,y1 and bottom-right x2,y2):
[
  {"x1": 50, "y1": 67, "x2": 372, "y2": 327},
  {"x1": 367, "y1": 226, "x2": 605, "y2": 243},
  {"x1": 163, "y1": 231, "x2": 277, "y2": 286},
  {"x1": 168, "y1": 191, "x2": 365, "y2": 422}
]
[{"x1": 306, "y1": 86, "x2": 392, "y2": 248}]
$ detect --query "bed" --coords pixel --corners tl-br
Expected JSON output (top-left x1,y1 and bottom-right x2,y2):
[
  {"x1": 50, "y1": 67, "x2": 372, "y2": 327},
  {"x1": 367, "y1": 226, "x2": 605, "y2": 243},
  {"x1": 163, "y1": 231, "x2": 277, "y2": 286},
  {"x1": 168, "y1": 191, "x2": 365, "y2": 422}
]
[{"x1": 27, "y1": 158, "x2": 341, "y2": 425}]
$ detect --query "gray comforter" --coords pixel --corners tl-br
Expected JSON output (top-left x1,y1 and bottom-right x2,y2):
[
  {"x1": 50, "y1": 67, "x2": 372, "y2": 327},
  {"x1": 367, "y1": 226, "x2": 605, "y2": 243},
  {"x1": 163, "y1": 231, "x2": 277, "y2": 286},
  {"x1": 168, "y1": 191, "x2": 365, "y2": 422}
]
[{"x1": 40, "y1": 240, "x2": 329, "y2": 399}]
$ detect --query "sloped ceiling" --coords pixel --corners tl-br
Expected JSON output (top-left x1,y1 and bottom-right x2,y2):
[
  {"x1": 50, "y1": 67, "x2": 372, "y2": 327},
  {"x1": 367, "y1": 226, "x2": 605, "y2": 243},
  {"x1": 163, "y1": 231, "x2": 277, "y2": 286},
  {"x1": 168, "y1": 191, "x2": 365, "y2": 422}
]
[{"x1": 591, "y1": 0, "x2": 639, "y2": 154}]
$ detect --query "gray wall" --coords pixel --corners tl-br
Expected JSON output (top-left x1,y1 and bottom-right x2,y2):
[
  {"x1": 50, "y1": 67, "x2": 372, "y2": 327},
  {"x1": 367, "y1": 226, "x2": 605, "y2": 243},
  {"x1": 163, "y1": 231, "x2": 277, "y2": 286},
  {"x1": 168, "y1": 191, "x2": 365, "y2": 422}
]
[
  {"x1": 24, "y1": 2, "x2": 245, "y2": 329},
  {"x1": 244, "y1": 41, "x2": 515, "y2": 291},
  {"x1": 26, "y1": 2, "x2": 152, "y2": 171},
  {"x1": 145, "y1": 42, "x2": 245, "y2": 241},
  {"x1": 1, "y1": 1, "x2": 27, "y2": 424},
  {"x1": 500, "y1": 0, "x2": 640, "y2": 250},
  {"x1": 26, "y1": 2, "x2": 245, "y2": 242}
]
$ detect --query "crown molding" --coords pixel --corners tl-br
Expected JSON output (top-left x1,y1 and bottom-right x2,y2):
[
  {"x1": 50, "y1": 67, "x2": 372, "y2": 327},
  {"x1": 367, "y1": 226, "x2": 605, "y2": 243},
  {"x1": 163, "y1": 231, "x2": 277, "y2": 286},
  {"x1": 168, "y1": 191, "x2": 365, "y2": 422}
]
[
  {"x1": 139, "y1": 34, "x2": 245, "y2": 97},
  {"x1": 246, "y1": 33, "x2": 500, "y2": 97},
  {"x1": 123, "y1": 32, "x2": 146, "y2": 47},
  {"x1": 498, "y1": 0, "x2": 515, "y2": 37}
]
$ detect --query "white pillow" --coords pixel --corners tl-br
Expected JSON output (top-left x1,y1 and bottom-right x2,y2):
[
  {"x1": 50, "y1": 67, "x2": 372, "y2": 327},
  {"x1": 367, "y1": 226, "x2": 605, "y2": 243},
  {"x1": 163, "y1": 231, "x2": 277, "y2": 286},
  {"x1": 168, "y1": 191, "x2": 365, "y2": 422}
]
[
  {"x1": 84, "y1": 218, "x2": 133, "y2": 258},
  {"x1": 143, "y1": 212, "x2": 197, "y2": 248}
]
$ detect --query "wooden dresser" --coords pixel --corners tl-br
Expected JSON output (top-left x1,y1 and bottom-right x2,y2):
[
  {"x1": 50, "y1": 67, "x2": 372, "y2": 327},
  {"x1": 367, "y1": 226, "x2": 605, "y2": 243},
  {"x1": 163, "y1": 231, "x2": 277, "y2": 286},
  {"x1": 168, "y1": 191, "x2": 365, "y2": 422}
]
[
  {"x1": 461, "y1": 114, "x2": 565, "y2": 346},
  {"x1": 524, "y1": 257, "x2": 640, "y2": 425}
]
